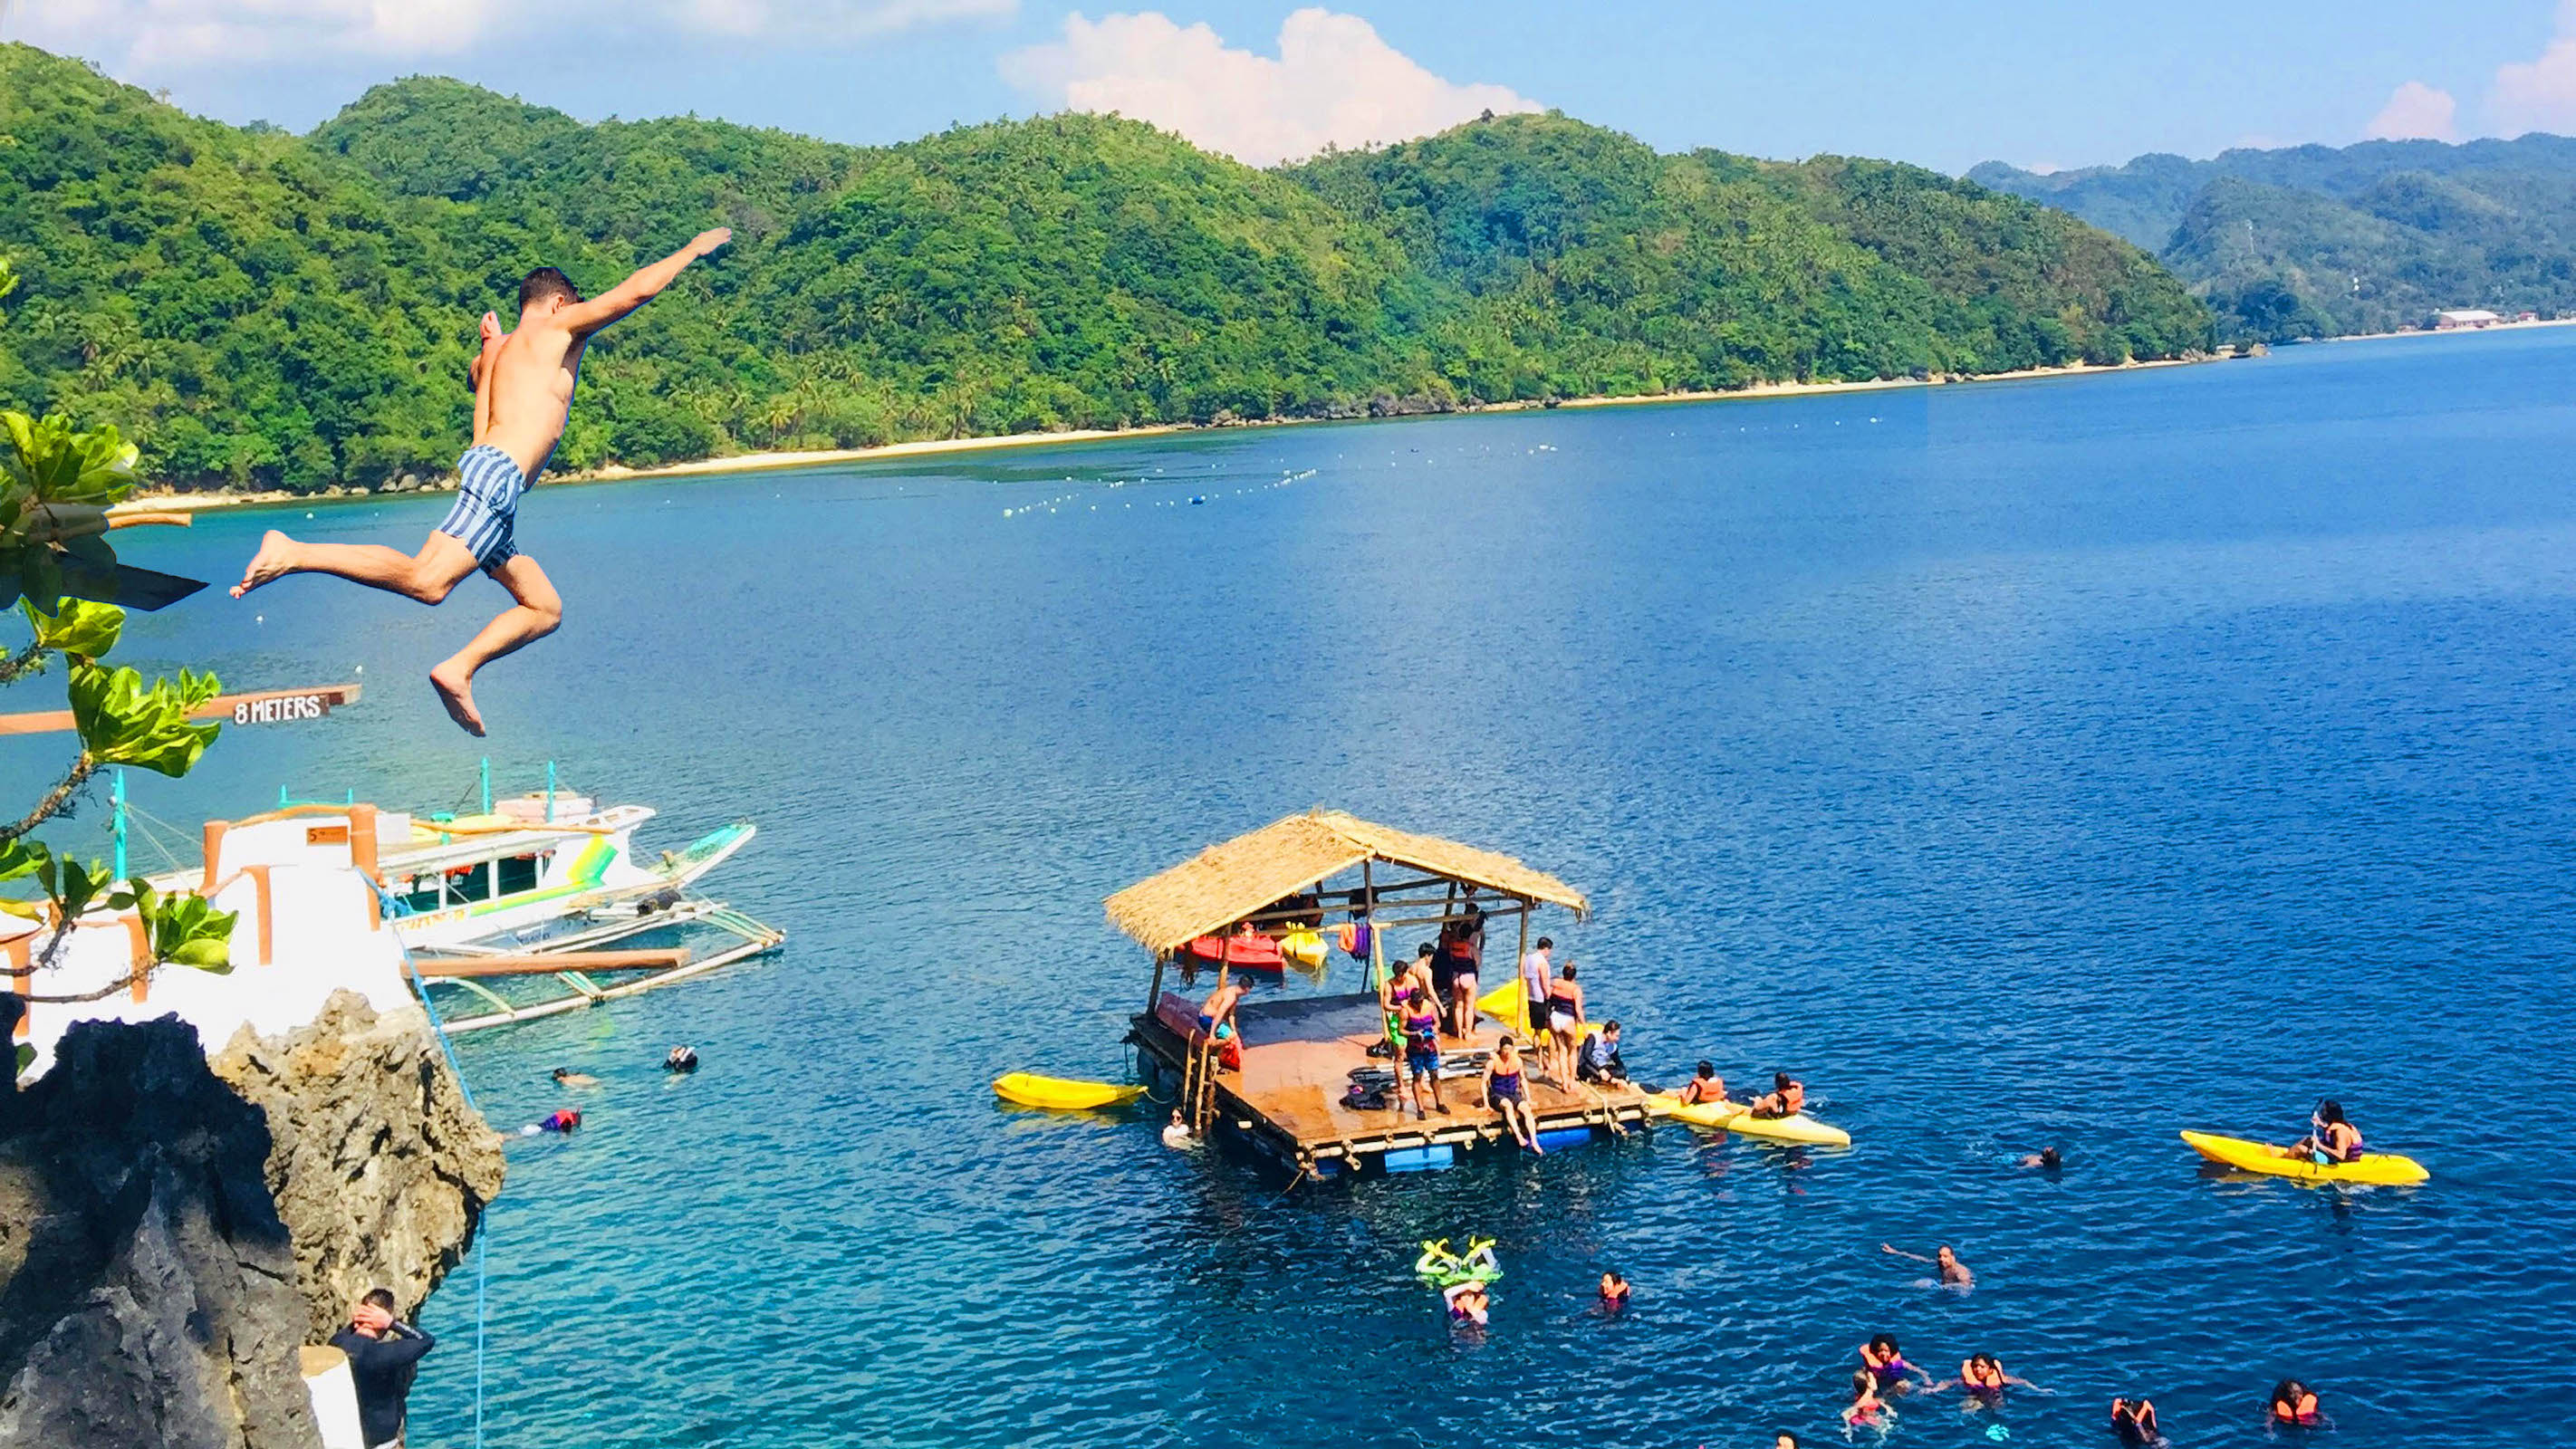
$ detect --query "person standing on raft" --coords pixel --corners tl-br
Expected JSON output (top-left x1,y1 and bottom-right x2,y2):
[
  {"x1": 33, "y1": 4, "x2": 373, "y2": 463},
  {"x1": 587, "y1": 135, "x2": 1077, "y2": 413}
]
[{"x1": 231, "y1": 228, "x2": 733, "y2": 734}]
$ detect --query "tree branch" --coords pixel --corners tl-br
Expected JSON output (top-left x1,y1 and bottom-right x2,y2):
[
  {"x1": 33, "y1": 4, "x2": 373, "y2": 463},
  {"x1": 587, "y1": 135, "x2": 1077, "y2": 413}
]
[
  {"x1": 0, "y1": 756, "x2": 94, "y2": 845},
  {"x1": 0, "y1": 641, "x2": 43, "y2": 686},
  {"x1": 15, "y1": 966, "x2": 152, "y2": 1005}
]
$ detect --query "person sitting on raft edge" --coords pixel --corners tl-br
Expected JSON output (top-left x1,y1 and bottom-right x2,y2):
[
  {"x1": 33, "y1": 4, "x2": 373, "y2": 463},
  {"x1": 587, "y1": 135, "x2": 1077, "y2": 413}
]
[
  {"x1": 1747, "y1": 1070, "x2": 1803, "y2": 1118},
  {"x1": 1676, "y1": 1060, "x2": 1728, "y2": 1105},
  {"x1": 1483, "y1": 1035, "x2": 1539, "y2": 1151},
  {"x1": 1576, "y1": 1019, "x2": 1627, "y2": 1085},
  {"x1": 2290, "y1": 1099, "x2": 2364, "y2": 1165}
]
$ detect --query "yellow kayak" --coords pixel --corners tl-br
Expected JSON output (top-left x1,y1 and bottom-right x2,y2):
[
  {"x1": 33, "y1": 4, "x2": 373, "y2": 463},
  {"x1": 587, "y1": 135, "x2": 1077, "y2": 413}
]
[
  {"x1": 2182, "y1": 1130, "x2": 2427, "y2": 1185},
  {"x1": 1648, "y1": 1091, "x2": 1851, "y2": 1147},
  {"x1": 993, "y1": 1072, "x2": 1146, "y2": 1111}
]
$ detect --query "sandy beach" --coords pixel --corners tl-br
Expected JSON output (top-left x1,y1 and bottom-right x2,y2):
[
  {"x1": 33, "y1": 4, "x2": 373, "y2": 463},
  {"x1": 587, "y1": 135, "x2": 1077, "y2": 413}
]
[{"x1": 106, "y1": 353, "x2": 2216, "y2": 517}]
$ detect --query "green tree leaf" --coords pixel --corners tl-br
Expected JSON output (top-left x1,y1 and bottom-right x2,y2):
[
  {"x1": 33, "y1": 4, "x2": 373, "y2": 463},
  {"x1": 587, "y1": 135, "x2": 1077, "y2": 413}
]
[{"x1": 67, "y1": 663, "x2": 221, "y2": 777}]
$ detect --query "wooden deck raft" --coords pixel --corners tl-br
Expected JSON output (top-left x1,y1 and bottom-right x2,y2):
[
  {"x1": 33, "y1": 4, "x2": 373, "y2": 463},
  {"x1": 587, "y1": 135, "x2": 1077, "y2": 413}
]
[{"x1": 1129, "y1": 991, "x2": 1658, "y2": 1176}]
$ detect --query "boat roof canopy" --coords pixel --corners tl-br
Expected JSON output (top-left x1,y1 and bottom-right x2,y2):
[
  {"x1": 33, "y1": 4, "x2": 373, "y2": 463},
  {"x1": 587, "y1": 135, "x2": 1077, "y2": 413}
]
[{"x1": 1104, "y1": 809, "x2": 1589, "y2": 955}]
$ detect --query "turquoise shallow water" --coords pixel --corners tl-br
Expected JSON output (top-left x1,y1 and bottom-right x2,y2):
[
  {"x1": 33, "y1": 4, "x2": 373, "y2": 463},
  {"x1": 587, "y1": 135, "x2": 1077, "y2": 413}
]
[{"x1": 29, "y1": 330, "x2": 2576, "y2": 1447}]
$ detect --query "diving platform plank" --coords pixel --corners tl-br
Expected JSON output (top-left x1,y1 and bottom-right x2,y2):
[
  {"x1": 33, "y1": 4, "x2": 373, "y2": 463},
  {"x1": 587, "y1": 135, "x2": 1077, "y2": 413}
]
[{"x1": 1129, "y1": 990, "x2": 1657, "y2": 1177}]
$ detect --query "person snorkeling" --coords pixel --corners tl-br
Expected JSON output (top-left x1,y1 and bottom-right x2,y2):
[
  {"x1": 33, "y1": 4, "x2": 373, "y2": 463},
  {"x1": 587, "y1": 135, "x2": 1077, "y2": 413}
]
[
  {"x1": 2289, "y1": 1100, "x2": 2364, "y2": 1165},
  {"x1": 520, "y1": 1108, "x2": 581, "y2": 1136},
  {"x1": 2110, "y1": 1396, "x2": 2164, "y2": 1445},
  {"x1": 2270, "y1": 1379, "x2": 2322, "y2": 1427},
  {"x1": 550, "y1": 1067, "x2": 598, "y2": 1088},
  {"x1": 1860, "y1": 1334, "x2": 1933, "y2": 1392}
]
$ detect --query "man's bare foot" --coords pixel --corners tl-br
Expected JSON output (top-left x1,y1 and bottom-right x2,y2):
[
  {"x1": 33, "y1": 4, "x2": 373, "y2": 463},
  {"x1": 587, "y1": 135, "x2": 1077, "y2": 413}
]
[
  {"x1": 429, "y1": 663, "x2": 485, "y2": 736},
  {"x1": 230, "y1": 530, "x2": 300, "y2": 598}
]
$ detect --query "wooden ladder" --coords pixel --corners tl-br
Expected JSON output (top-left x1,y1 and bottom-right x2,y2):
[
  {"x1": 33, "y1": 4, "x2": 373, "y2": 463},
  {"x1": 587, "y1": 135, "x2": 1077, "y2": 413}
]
[{"x1": 1181, "y1": 1032, "x2": 1220, "y2": 1133}]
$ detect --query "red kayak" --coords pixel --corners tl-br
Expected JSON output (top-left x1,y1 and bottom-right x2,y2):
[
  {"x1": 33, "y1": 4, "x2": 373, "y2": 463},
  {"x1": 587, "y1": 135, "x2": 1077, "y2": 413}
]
[{"x1": 1183, "y1": 931, "x2": 1285, "y2": 971}]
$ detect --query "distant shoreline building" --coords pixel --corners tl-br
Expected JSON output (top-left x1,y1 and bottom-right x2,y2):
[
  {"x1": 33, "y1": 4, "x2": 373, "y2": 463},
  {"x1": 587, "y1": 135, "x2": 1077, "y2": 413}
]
[{"x1": 2432, "y1": 309, "x2": 2503, "y2": 330}]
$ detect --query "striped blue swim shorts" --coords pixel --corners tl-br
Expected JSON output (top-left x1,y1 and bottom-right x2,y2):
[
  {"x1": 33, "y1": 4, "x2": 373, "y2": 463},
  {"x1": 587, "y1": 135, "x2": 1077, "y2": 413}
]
[{"x1": 437, "y1": 444, "x2": 529, "y2": 571}]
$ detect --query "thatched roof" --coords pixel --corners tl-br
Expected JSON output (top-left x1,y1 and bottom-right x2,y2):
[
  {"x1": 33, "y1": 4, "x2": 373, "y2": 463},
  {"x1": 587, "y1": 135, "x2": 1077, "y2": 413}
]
[{"x1": 1104, "y1": 810, "x2": 1589, "y2": 954}]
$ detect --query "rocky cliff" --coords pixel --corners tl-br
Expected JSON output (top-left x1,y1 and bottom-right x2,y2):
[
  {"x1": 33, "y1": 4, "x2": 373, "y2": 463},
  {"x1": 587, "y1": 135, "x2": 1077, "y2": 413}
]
[
  {"x1": 212, "y1": 992, "x2": 505, "y2": 1340},
  {"x1": 0, "y1": 994, "x2": 503, "y2": 1449}
]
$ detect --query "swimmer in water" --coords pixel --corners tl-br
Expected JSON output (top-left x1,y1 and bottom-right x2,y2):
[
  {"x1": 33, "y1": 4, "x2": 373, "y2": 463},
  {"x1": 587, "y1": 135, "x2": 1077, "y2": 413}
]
[
  {"x1": 520, "y1": 1108, "x2": 581, "y2": 1136},
  {"x1": 1860, "y1": 1334, "x2": 1934, "y2": 1393},
  {"x1": 2018, "y1": 1147, "x2": 2062, "y2": 1171},
  {"x1": 1747, "y1": 1070, "x2": 1804, "y2": 1118},
  {"x1": 2270, "y1": 1379, "x2": 2321, "y2": 1427},
  {"x1": 1676, "y1": 1060, "x2": 1729, "y2": 1106},
  {"x1": 549, "y1": 1067, "x2": 598, "y2": 1088},
  {"x1": 1938, "y1": 1353, "x2": 2033, "y2": 1407},
  {"x1": 1881, "y1": 1243, "x2": 1975, "y2": 1289},
  {"x1": 663, "y1": 1045, "x2": 698, "y2": 1073},
  {"x1": 1443, "y1": 1279, "x2": 1489, "y2": 1328},
  {"x1": 1842, "y1": 1368, "x2": 1890, "y2": 1430},
  {"x1": 1774, "y1": 1436, "x2": 1801, "y2": 1449},
  {"x1": 2110, "y1": 1396, "x2": 2163, "y2": 1445},
  {"x1": 1160, "y1": 1109, "x2": 1195, "y2": 1149},
  {"x1": 1598, "y1": 1271, "x2": 1630, "y2": 1310}
]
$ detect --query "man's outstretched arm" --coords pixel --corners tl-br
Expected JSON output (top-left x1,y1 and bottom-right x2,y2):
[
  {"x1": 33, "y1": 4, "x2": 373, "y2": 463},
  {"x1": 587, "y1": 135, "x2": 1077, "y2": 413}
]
[
  {"x1": 559, "y1": 228, "x2": 731, "y2": 337},
  {"x1": 469, "y1": 312, "x2": 504, "y2": 444}
]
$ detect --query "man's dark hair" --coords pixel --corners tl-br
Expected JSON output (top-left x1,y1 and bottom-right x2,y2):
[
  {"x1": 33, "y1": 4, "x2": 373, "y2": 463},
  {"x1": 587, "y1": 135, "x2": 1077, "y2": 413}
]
[
  {"x1": 1601, "y1": 1019, "x2": 1620, "y2": 1034},
  {"x1": 361, "y1": 1287, "x2": 398, "y2": 1313},
  {"x1": 519, "y1": 266, "x2": 582, "y2": 311},
  {"x1": 1535, "y1": 936, "x2": 1552, "y2": 949}
]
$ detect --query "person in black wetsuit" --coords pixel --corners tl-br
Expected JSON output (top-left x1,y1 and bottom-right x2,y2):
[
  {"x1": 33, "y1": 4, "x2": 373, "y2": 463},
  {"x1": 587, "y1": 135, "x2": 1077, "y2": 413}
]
[{"x1": 329, "y1": 1287, "x2": 435, "y2": 1449}]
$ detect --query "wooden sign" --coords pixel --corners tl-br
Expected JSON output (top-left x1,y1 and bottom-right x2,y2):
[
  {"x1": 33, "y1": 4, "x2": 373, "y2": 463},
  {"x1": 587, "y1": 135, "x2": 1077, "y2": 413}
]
[{"x1": 0, "y1": 683, "x2": 360, "y2": 737}]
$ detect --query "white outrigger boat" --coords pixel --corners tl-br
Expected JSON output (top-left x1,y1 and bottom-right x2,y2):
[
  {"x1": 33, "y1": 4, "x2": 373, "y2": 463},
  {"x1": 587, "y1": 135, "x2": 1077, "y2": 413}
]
[
  {"x1": 10, "y1": 765, "x2": 784, "y2": 1072},
  {"x1": 370, "y1": 781, "x2": 784, "y2": 1032}
]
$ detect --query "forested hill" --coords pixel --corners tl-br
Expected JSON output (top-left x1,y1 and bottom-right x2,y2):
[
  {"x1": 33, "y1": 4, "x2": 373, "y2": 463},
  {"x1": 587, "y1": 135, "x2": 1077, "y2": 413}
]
[
  {"x1": 0, "y1": 43, "x2": 2209, "y2": 494},
  {"x1": 1972, "y1": 135, "x2": 2576, "y2": 340}
]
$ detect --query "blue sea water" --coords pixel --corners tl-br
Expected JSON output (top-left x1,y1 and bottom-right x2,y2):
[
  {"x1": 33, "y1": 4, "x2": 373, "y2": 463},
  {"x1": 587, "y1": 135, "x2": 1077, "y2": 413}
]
[{"x1": 41, "y1": 329, "x2": 2576, "y2": 1448}]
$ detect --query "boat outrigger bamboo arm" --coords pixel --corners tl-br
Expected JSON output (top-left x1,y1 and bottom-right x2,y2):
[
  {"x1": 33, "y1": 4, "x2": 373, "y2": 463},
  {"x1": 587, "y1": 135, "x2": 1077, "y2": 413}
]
[{"x1": 13, "y1": 504, "x2": 192, "y2": 544}]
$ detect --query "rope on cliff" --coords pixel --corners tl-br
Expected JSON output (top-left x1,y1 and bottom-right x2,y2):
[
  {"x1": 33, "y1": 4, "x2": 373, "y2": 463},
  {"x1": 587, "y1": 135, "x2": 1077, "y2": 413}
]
[{"x1": 404, "y1": 940, "x2": 490, "y2": 1449}]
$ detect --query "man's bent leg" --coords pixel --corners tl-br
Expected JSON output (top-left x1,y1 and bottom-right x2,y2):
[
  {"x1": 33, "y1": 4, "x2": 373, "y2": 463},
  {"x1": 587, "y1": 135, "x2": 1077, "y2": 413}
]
[
  {"x1": 233, "y1": 529, "x2": 482, "y2": 604},
  {"x1": 428, "y1": 554, "x2": 562, "y2": 737}
]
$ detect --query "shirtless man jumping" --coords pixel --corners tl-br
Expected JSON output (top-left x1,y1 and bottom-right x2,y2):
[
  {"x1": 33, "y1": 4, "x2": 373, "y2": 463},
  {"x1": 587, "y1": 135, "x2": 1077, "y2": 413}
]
[{"x1": 232, "y1": 228, "x2": 732, "y2": 734}]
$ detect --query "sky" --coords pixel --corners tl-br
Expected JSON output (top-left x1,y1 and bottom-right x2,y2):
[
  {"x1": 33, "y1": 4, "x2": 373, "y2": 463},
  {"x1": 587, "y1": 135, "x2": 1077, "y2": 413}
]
[{"x1": 9, "y1": 0, "x2": 2576, "y2": 174}]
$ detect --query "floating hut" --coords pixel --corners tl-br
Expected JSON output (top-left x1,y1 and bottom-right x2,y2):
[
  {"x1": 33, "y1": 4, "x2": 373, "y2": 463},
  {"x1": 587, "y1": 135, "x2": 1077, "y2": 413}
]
[{"x1": 1110, "y1": 810, "x2": 1658, "y2": 1180}]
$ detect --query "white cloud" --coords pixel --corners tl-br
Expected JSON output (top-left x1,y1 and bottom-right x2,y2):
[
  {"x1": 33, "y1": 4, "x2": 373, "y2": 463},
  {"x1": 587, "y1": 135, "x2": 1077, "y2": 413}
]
[
  {"x1": 11, "y1": 0, "x2": 1012, "y2": 68},
  {"x1": 2489, "y1": 0, "x2": 2576, "y2": 135},
  {"x1": 2365, "y1": 80, "x2": 2459, "y2": 141},
  {"x1": 1000, "y1": 7, "x2": 1540, "y2": 167}
]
